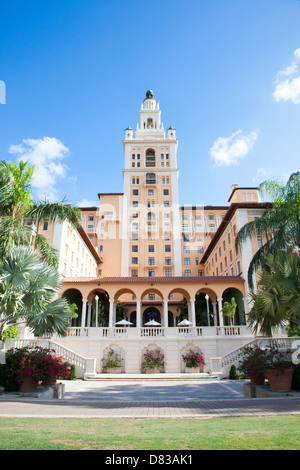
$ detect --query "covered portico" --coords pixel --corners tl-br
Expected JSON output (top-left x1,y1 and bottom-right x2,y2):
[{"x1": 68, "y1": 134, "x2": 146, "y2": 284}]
[{"x1": 61, "y1": 275, "x2": 247, "y2": 333}]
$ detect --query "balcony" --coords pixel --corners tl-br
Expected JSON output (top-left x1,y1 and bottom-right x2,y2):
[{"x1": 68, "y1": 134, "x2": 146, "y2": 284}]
[
  {"x1": 64, "y1": 326, "x2": 253, "y2": 339},
  {"x1": 145, "y1": 175, "x2": 157, "y2": 185}
]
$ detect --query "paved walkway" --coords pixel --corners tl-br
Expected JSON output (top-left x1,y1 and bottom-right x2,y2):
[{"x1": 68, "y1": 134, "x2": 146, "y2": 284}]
[{"x1": 0, "y1": 378, "x2": 300, "y2": 418}]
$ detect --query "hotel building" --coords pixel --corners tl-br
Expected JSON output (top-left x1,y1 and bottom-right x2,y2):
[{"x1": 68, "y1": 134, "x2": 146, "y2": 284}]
[{"x1": 17, "y1": 91, "x2": 277, "y2": 377}]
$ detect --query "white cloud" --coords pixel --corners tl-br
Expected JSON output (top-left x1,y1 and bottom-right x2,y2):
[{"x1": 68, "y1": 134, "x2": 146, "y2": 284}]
[
  {"x1": 252, "y1": 167, "x2": 272, "y2": 184},
  {"x1": 210, "y1": 129, "x2": 258, "y2": 167},
  {"x1": 9, "y1": 137, "x2": 70, "y2": 201},
  {"x1": 77, "y1": 198, "x2": 99, "y2": 208},
  {"x1": 273, "y1": 48, "x2": 300, "y2": 104}
]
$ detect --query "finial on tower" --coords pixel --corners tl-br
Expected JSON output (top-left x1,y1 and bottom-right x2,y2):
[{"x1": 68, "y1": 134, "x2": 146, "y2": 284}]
[{"x1": 145, "y1": 90, "x2": 154, "y2": 100}]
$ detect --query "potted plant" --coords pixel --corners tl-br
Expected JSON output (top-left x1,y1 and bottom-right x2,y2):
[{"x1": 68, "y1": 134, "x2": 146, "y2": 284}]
[
  {"x1": 238, "y1": 346, "x2": 268, "y2": 385},
  {"x1": 182, "y1": 349, "x2": 205, "y2": 373},
  {"x1": 264, "y1": 348, "x2": 294, "y2": 392},
  {"x1": 2, "y1": 346, "x2": 72, "y2": 392},
  {"x1": 142, "y1": 348, "x2": 165, "y2": 373},
  {"x1": 102, "y1": 349, "x2": 122, "y2": 374}
]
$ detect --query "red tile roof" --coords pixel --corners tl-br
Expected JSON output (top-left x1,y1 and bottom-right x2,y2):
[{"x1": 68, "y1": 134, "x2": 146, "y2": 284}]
[{"x1": 62, "y1": 275, "x2": 244, "y2": 284}]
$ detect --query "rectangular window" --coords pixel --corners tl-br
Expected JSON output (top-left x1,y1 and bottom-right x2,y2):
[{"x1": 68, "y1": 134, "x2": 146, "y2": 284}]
[
  {"x1": 148, "y1": 245, "x2": 154, "y2": 252},
  {"x1": 163, "y1": 189, "x2": 169, "y2": 196},
  {"x1": 148, "y1": 257, "x2": 155, "y2": 266},
  {"x1": 148, "y1": 269, "x2": 155, "y2": 277},
  {"x1": 198, "y1": 270, "x2": 204, "y2": 277},
  {"x1": 165, "y1": 257, "x2": 172, "y2": 265},
  {"x1": 185, "y1": 270, "x2": 191, "y2": 277},
  {"x1": 133, "y1": 189, "x2": 138, "y2": 196},
  {"x1": 184, "y1": 258, "x2": 190, "y2": 265},
  {"x1": 131, "y1": 269, "x2": 138, "y2": 277},
  {"x1": 165, "y1": 245, "x2": 171, "y2": 252},
  {"x1": 184, "y1": 246, "x2": 190, "y2": 253},
  {"x1": 43, "y1": 219, "x2": 49, "y2": 231},
  {"x1": 148, "y1": 189, "x2": 154, "y2": 196},
  {"x1": 131, "y1": 257, "x2": 138, "y2": 265},
  {"x1": 165, "y1": 269, "x2": 172, "y2": 277},
  {"x1": 132, "y1": 245, "x2": 138, "y2": 252}
]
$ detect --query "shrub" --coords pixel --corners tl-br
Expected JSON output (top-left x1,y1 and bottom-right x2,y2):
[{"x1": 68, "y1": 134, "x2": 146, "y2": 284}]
[
  {"x1": 70, "y1": 364, "x2": 77, "y2": 380},
  {"x1": 229, "y1": 364, "x2": 239, "y2": 380},
  {"x1": 182, "y1": 349, "x2": 205, "y2": 368},
  {"x1": 142, "y1": 349, "x2": 165, "y2": 371},
  {"x1": 2, "y1": 346, "x2": 72, "y2": 389},
  {"x1": 1, "y1": 325, "x2": 20, "y2": 341},
  {"x1": 102, "y1": 349, "x2": 121, "y2": 369}
]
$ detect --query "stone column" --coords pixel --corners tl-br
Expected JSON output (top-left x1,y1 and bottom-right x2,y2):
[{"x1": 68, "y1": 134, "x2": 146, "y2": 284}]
[
  {"x1": 163, "y1": 299, "x2": 168, "y2": 328},
  {"x1": 87, "y1": 303, "x2": 92, "y2": 327},
  {"x1": 109, "y1": 299, "x2": 114, "y2": 328},
  {"x1": 217, "y1": 298, "x2": 224, "y2": 327},
  {"x1": 212, "y1": 302, "x2": 218, "y2": 326},
  {"x1": 136, "y1": 299, "x2": 141, "y2": 328},
  {"x1": 190, "y1": 299, "x2": 196, "y2": 327},
  {"x1": 81, "y1": 299, "x2": 87, "y2": 328}
]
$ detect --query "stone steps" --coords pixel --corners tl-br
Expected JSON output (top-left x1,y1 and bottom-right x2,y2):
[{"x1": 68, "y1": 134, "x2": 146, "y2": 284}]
[{"x1": 84, "y1": 373, "x2": 220, "y2": 381}]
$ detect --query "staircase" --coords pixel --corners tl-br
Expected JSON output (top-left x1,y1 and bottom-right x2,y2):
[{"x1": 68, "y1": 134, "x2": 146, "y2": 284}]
[
  {"x1": 3, "y1": 339, "x2": 97, "y2": 379},
  {"x1": 212, "y1": 336, "x2": 298, "y2": 378}
]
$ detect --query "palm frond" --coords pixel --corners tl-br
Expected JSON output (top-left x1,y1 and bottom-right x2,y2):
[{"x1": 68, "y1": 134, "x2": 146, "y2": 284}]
[{"x1": 27, "y1": 199, "x2": 81, "y2": 228}]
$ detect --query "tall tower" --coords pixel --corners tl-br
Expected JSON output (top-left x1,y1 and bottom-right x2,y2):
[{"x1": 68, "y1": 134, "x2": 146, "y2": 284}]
[{"x1": 121, "y1": 91, "x2": 182, "y2": 277}]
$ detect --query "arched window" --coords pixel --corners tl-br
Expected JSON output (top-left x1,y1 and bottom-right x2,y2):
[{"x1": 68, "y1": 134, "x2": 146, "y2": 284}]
[
  {"x1": 147, "y1": 118, "x2": 153, "y2": 129},
  {"x1": 146, "y1": 149, "x2": 156, "y2": 167},
  {"x1": 145, "y1": 173, "x2": 156, "y2": 185}
]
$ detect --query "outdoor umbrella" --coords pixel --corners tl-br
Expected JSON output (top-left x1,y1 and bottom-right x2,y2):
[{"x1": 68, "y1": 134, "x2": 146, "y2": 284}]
[
  {"x1": 144, "y1": 319, "x2": 161, "y2": 326},
  {"x1": 115, "y1": 319, "x2": 133, "y2": 326},
  {"x1": 177, "y1": 319, "x2": 192, "y2": 326}
]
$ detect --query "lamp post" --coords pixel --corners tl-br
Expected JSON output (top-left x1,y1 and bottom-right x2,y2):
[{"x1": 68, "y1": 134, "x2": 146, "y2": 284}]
[
  {"x1": 205, "y1": 294, "x2": 211, "y2": 327},
  {"x1": 95, "y1": 295, "x2": 99, "y2": 328}
]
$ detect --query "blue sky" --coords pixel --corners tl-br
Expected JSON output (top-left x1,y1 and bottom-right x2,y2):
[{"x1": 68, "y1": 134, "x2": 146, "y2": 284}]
[{"x1": 0, "y1": 0, "x2": 300, "y2": 207}]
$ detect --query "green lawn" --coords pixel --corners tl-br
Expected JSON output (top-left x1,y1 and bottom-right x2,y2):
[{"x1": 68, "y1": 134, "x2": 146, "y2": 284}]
[{"x1": 0, "y1": 416, "x2": 299, "y2": 450}]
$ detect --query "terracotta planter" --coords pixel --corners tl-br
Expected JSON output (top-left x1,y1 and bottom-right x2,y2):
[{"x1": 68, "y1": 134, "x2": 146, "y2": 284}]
[
  {"x1": 19, "y1": 377, "x2": 37, "y2": 392},
  {"x1": 185, "y1": 367, "x2": 199, "y2": 373},
  {"x1": 250, "y1": 373, "x2": 265, "y2": 386},
  {"x1": 145, "y1": 368, "x2": 162, "y2": 374},
  {"x1": 106, "y1": 367, "x2": 122, "y2": 374},
  {"x1": 265, "y1": 368, "x2": 294, "y2": 392}
]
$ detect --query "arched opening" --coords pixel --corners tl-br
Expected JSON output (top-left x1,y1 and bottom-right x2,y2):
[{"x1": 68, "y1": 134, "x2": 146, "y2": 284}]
[
  {"x1": 195, "y1": 288, "x2": 218, "y2": 326},
  {"x1": 62, "y1": 289, "x2": 83, "y2": 327},
  {"x1": 114, "y1": 289, "x2": 137, "y2": 326},
  {"x1": 145, "y1": 149, "x2": 156, "y2": 167},
  {"x1": 222, "y1": 288, "x2": 245, "y2": 326},
  {"x1": 88, "y1": 289, "x2": 110, "y2": 327},
  {"x1": 195, "y1": 293, "x2": 214, "y2": 326},
  {"x1": 147, "y1": 118, "x2": 153, "y2": 129},
  {"x1": 168, "y1": 288, "x2": 191, "y2": 325},
  {"x1": 143, "y1": 307, "x2": 161, "y2": 326}
]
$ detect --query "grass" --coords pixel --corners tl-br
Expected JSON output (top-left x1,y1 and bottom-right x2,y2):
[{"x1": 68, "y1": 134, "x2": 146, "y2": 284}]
[{"x1": 0, "y1": 416, "x2": 299, "y2": 450}]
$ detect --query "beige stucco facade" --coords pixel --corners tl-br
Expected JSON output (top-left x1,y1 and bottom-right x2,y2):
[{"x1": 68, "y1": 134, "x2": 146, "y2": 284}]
[{"x1": 21, "y1": 91, "x2": 279, "y2": 375}]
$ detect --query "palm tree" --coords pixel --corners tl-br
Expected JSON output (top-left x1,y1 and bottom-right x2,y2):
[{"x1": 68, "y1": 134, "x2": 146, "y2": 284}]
[
  {"x1": 0, "y1": 160, "x2": 81, "y2": 267},
  {"x1": 247, "y1": 252, "x2": 300, "y2": 336},
  {"x1": 0, "y1": 246, "x2": 71, "y2": 338},
  {"x1": 235, "y1": 171, "x2": 300, "y2": 290}
]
